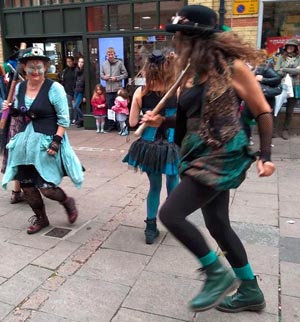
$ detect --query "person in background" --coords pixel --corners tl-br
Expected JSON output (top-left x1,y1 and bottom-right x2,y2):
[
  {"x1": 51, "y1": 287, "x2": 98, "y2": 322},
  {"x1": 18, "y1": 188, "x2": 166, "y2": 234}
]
[
  {"x1": 100, "y1": 47, "x2": 128, "y2": 132},
  {"x1": 0, "y1": 64, "x2": 7, "y2": 117},
  {"x1": 261, "y1": 17, "x2": 279, "y2": 49},
  {"x1": 1, "y1": 47, "x2": 84, "y2": 234},
  {"x1": 61, "y1": 56, "x2": 76, "y2": 123},
  {"x1": 142, "y1": 4, "x2": 275, "y2": 313},
  {"x1": 242, "y1": 55, "x2": 282, "y2": 143},
  {"x1": 90, "y1": 84, "x2": 107, "y2": 134},
  {"x1": 0, "y1": 63, "x2": 25, "y2": 204},
  {"x1": 112, "y1": 88, "x2": 129, "y2": 136},
  {"x1": 73, "y1": 57, "x2": 85, "y2": 128},
  {"x1": 274, "y1": 38, "x2": 300, "y2": 140},
  {"x1": 123, "y1": 50, "x2": 180, "y2": 245}
]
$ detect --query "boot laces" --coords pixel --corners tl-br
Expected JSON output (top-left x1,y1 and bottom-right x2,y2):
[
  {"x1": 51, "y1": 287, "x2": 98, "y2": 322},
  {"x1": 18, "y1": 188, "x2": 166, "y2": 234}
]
[{"x1": 28, "y1": 215, "x2": 39, "y2": 225}]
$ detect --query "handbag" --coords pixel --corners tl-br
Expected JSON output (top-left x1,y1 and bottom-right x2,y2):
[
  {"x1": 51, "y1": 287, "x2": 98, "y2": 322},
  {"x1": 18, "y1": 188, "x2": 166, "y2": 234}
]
[
  {"x1": 284, "y1": 73, "x2": 294, "y2": 98},
  {"x1": 261, "y1": 84, "x2": 282, "y2": 98}
]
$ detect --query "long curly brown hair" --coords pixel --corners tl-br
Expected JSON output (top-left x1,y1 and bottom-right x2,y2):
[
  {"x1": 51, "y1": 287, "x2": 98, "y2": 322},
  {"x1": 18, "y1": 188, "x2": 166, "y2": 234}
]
[{"x1": 172, "y1": 31, "x2": 264, "y2": 94}]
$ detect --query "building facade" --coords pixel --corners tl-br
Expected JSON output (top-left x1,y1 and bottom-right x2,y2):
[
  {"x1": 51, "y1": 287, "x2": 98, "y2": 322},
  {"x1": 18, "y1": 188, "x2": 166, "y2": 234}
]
[{"x1": 0, "y1": 0, "x2": 299, "y2": 113}]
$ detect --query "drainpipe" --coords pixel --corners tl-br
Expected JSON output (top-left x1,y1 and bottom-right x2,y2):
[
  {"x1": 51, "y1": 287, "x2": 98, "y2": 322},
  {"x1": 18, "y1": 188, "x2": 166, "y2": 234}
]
[{"x1": 219, "y1": 0, "x2": 226, "y2": 28}]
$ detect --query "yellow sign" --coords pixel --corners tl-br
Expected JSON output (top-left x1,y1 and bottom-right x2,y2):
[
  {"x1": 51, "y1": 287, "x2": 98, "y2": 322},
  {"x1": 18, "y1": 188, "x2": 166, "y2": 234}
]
[{"x1": 233, "y1": 0, "x2": 258, "y2": 15}]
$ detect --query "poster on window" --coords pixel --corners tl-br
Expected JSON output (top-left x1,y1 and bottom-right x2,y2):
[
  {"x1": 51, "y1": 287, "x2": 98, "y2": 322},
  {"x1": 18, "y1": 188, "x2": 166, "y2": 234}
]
[
  {"x1": 266, "y1": 37, "x2": 300, "y2": 65},
  {"x1": 98, "y1": 37, "x2": 125, "y2": 87}
]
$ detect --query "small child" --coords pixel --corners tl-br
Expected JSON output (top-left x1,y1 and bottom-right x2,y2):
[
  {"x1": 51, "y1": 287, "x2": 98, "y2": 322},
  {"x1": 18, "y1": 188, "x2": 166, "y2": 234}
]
[
  {"x1": 112, "y1": 88, "x2": 129, "y2": 136},
  {"x1": 90, "y1": 84, "x2": 107, "y2": 133}
]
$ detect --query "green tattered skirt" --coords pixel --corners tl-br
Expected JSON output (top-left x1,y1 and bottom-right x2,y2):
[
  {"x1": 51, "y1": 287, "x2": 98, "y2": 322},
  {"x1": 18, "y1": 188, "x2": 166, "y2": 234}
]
[{"x1": 179, "y1": 130, "x2": 256, "y2": 191}]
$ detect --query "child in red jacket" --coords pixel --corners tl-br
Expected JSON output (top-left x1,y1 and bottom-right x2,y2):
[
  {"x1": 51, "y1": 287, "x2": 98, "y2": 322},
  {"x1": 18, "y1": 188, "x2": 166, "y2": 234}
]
[{"x1": 91, "y1": 84, "x2": 107, "y2": 133}]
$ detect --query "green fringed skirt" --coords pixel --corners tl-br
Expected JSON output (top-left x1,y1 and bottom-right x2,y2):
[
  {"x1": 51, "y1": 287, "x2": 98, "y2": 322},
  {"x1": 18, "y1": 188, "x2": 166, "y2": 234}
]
[{"x1": 179, "y1": 130, "x2": 256, "y2": 191}]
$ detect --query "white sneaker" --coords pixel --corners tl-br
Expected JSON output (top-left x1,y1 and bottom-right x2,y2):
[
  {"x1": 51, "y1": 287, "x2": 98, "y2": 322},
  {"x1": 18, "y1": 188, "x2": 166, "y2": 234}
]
[{"x1": 96, "y1": 129, "x2": 100, "y2": 133}]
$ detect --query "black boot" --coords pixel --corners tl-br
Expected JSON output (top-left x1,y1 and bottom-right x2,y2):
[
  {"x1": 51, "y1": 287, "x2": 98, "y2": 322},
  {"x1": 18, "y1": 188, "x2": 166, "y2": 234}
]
[
  {"x1": 27, "y1": 206, "x2": 49, "y2": 234},
  {"x1": 144, "y1": 218, "x2": 159, "y2": 244},
  {"x1": 216, "y1": 276, "x2": 265, "y2": 313},
  {"x1": 189, "y1": 258, "x2": 239, "y2": 312}
]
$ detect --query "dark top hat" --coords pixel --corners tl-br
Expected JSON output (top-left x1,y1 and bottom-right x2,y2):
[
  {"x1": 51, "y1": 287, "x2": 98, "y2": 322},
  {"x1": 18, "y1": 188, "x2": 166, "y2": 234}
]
[
  {"x1": 148, "y1": 50, "x2": 166, "y2": 65},
  {"x1": 18, "y1": 47, "x2": 50, "y2": 64},
  {"x1": 165, "y1": 5, "x2": 219, "y2": 35}
]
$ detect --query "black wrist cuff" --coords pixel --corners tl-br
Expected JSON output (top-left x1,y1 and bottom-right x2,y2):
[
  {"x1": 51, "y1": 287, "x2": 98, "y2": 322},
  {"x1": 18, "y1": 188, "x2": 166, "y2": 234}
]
[{"x1": 53, "y1": 135, "x2": 62, "y2": 144}]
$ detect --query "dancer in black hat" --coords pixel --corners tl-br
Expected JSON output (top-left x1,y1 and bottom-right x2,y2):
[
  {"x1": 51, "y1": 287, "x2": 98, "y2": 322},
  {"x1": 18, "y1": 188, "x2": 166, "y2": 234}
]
[{"x1": 141, "y1": 4, "x2": 275, "y2": 313}]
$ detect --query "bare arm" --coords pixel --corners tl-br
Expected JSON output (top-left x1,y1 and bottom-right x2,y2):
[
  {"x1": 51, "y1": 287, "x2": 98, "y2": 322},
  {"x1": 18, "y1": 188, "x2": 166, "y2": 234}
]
[
  {"x1": 232, "y1": 60, "x2": 271, "y2": 116},
  {"x1": 232, "y1": 59, "x2": 275, "y2": 177},
  {"x1": 129, "y1": 86, "x2": 143, "y2": 127}
]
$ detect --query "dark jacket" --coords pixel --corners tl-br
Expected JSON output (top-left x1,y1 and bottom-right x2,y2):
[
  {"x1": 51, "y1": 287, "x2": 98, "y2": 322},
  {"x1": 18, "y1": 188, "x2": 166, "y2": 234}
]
[
  {"x1": 74, "y1": 68, "x2": 85, "y2": 94},
  {"x1": 61, "y1": 66, "x2": 76, "y2": 96},
  {"x1": 255, "y1": 64, "x2": 282, "y2": 98}
]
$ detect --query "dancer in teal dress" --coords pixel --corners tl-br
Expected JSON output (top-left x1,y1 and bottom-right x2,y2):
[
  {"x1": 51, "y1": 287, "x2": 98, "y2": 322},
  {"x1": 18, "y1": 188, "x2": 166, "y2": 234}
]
[
  {"x1": 2, "y1": 47, "x2": 84, "y2": 234},
  {"x1": 123, "y1": 50, "x2": 179, "y2": 244},
  {"x1": 141, "y1": 5, "x2": 276, "y2": 314}
]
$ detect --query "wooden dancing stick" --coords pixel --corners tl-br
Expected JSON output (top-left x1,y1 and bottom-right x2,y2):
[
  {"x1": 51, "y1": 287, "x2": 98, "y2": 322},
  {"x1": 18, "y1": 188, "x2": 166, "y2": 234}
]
[
  {"x1": 0, "y1": 42, "x2": 27, "y2": 130},
  {"x1": 134, "y1": 60, "x2": 191, "y2": 138}
]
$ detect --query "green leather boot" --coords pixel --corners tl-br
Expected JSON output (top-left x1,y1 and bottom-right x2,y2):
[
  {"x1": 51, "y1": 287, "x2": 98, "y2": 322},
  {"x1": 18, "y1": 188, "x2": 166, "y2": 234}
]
[
  {"x1": 189, "y1": 259, "x2": 239, "y2": 312},
  {"x1": 144, "y1": 218, "x2": 159, "y2": 244},
  {"x1": 216, "y1": 276, "x2": 265, "y2": 313}
]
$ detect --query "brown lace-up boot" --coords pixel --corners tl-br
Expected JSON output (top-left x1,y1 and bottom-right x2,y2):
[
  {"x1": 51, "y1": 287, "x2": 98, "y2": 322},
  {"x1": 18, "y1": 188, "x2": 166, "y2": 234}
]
[
  {"x1": 61, "y1": 197, "x2": 78, "y2": 224},
  {"x1": 27, "y1": 207, "x2": 50, "y2": 234}
]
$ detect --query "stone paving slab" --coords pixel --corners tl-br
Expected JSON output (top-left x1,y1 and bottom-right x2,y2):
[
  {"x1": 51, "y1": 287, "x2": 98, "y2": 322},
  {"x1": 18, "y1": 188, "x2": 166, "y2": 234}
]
[
  {"x1": 123, "y1": 270, "x2": 198, "y2": 321},
  {"x1": 280, "y1": 237, "x2": 300, "y2": 263},
  {"x1": 0, "y1": 243, "x2": 44, "y2": 278},
  {"x1": 0, "y1": 265, "x2": 51, "y2": 306},
  {"x1": 280, "y1": 261, "x2": 300, "y2": 298},
  {"x1": 194, "y1": 309, "x2": 277, "y2": 322},
  {"x1": 111, "y1": 308, "x2": 186, "y2": 322},
  {"x1": 41, "y1": 276, "x2": 130, "y2": 322},
  {"x1": 280, "y1": 217, "x2": 300, "y2": 238},
  {"x1": 230, "y1": 204, "x2": 278, "y2": 226},
  {"x1": 28, "y1": 311, "x2": 76, "y2": 322},
  {"x1": 0, "y1": 302, "x2": 13, "y2": 321},
  {"x1": 102, "y1": 225, "x2": 165, "y2": 256},
  {"x1": 279, "y1": 200, "x2": 300, "y2": 219},
  {"x1": 281, "y1": 295, "x2": 300, "y2": 322},
  {"x1": 146, "y1": 244, "x2": 199, "y2": 279},
  {"x1": 7, "y1": 230, "x2": 60, "y2": 250},
  {"x1": 232, "y1": 191, "x2": 278, "y2": 210},
  {"x1": 76, "y1": 248, "x2": 150, "y2": 286},
  {"x1": 32, "y1": 240, "x2": 81, "y2": 270}
]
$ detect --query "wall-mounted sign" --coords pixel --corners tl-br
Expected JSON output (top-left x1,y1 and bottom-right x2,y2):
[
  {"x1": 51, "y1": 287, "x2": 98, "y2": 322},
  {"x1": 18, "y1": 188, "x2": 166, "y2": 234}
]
[{"x1": 233, "y1": 0, "x2": 258, "y2": 15}]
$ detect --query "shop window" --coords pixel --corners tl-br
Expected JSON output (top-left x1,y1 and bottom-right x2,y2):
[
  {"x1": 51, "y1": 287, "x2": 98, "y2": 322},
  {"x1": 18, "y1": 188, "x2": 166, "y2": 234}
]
[
  {"x1": 263, "y1": 1, "x2": 300, "y2": 52},
  {"x1": 87, "y1": 6, "x2": 106, "y2": 32},
  {"x1": 108, "y1": 4, "x2": 131, "y2": 31},
  {"x1": 134, "y1": 2, "x2": 157, "y2": 31}
]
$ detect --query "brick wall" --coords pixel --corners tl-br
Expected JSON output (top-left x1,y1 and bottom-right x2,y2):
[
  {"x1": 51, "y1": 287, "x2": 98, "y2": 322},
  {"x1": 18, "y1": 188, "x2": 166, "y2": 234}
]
[{"x1": 188, "y1": 0, "x2": 259, "y2": 48}]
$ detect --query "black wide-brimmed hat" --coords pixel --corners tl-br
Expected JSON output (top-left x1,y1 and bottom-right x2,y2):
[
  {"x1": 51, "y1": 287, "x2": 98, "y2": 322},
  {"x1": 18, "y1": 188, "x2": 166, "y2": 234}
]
[
  {"x1": 165, "y1": 5, "x2": 219, "y2": 35},
  {"x1": 18, "y1": 47, "x2": 50, "y2": 64}
]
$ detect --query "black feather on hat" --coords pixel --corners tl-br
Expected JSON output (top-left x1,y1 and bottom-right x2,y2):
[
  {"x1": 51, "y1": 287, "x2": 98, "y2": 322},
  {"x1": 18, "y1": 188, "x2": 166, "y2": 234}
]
[{"x1": 165, "y1": 5, "x2": 220, "y2": 35}]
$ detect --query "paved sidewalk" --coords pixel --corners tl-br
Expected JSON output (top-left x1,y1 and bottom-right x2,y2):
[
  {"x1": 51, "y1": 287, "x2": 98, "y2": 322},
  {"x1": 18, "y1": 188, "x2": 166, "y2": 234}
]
[{"x1": 0, "y1": 128, "x2": 299, "y2": 322}]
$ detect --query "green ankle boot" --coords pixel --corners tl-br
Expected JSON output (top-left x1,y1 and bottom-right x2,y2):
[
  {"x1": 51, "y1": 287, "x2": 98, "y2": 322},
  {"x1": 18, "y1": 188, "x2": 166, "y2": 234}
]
[
  {"x1": 144, "y1": 218, "x2": 159, "y2": 245},
  {"x1": 189, "y1": 259, "x2": 239, "y2": 312},
  {"x1": 216, "y1": 276, "x2": 265, "y2": 313}
]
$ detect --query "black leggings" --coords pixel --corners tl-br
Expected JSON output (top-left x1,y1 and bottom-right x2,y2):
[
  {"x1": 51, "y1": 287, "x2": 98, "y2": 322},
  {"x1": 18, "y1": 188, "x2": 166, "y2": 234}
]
[{"x1": 159, "y1": 175, "x2": 248, "y2": 268}]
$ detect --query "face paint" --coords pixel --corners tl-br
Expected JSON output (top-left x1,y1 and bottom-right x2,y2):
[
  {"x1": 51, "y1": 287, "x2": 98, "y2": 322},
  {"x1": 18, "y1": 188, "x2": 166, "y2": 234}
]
[{"x1": 26, "y1": 62, "x2": 45, "y2": 75}]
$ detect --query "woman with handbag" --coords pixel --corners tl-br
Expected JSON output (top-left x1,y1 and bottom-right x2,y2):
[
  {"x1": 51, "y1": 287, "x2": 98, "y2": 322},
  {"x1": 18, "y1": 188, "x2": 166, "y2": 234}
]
[
  {"x1": 141, "y1": 4, "x2": 275, "y2": 313},
  {"x1": 242, "y1": 57, "x2": 282, "y2": 142},
  {"x1": 274, "y1": 39, "x2": 300, "y2": 140}
]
